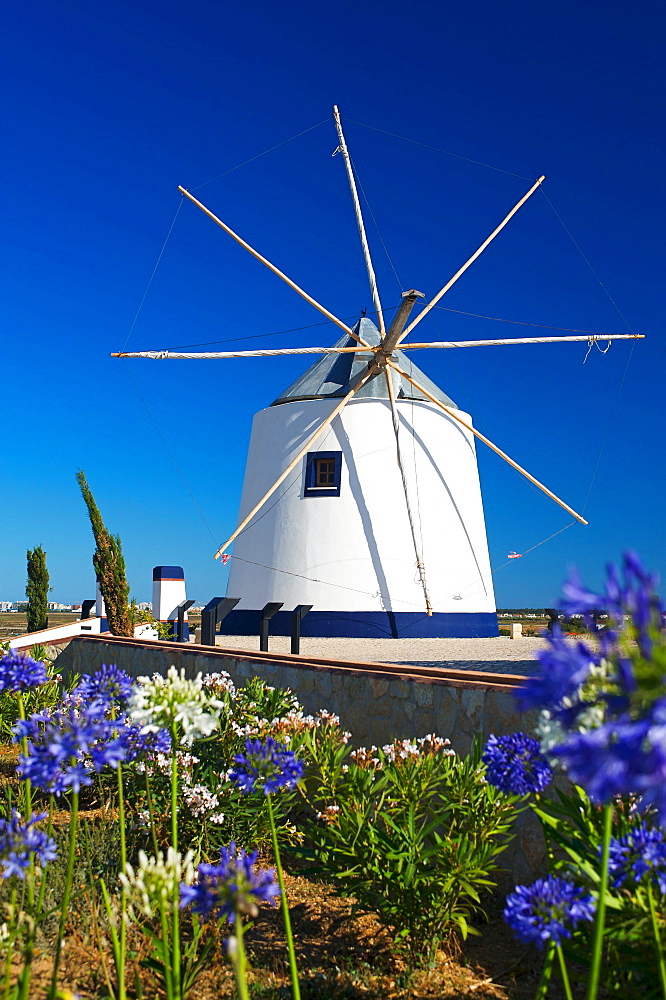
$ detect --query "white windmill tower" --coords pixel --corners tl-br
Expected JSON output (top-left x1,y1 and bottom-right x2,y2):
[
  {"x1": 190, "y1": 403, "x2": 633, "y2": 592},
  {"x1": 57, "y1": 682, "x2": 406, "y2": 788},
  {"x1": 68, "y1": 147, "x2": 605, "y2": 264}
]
[{"x1": 114, "y1": 107, "x2": 643, "y2": 638}]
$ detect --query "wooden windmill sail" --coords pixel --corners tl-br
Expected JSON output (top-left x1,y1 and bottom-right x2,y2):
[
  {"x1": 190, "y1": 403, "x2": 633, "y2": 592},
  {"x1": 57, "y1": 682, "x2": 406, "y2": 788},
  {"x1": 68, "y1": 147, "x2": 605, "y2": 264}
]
[{"x1": 113, "y1": 107, "x2": 643, "y2": 638}]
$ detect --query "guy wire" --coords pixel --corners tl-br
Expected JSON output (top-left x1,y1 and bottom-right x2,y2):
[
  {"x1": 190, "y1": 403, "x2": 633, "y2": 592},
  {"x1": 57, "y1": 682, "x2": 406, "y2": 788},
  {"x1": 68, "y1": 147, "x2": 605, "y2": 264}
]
[
  {"x1": 122, "y1": 200, "x2": 183, "y2": 352},
  {"x1": 346, "y1": 118, "x2": 533, "y2": 180},
  {"x1": 539, "y1": 187, "x2": 638, "y2": 516},
  {"x1": 189, "y1": 119, "x2": 329, "y2": 191},
  {"x1": 349, "y1": 153, "x2": 404, "y2": 293}
]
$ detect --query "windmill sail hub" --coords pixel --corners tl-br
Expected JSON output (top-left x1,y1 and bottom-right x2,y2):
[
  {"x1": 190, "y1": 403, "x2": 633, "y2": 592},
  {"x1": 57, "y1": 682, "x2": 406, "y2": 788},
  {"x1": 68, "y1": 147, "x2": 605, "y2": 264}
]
[{"x1": 271, "y1": 317, "x2": 458, "y2": 408}]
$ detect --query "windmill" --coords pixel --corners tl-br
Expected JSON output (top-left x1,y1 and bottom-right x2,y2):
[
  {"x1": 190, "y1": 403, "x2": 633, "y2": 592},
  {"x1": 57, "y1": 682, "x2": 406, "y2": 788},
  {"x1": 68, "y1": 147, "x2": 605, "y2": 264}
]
[{"x1": 114, "y1": 107, "x2": 643, "y2": 639}]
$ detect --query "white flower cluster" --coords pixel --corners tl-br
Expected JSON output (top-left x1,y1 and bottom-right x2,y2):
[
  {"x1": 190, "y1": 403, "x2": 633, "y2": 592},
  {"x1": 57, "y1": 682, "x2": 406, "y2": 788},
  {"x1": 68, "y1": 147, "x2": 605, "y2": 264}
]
[
  {"x1": 236, "y1": 706, "x2": 352, "y2": 744},
  {"x1": 416, "y1": 734, "x2": 456, "y2": 756},
  {"x1": 350, "y1": 745, "x2": 380, "y2": 768},
  {"x1": 129, "y1": 666, "x2": 224, "y2": 745},
  {"x1": 119, "y1": 847, "x2": 196, "y2": 918},
  {"x1": 314, "y1": 709, "x2": 340, "y2": 725},
  {"x1": 201, "y1": 671, "x2": 236, "y2": 697},
  {"x1": 135, "y1": 809, "x2": 151, "y2": 830},
  {"x1": 135, "y1": 746, "x2": 226, "y2": 824},
  {"x1": 181, "y1": 781, "x2": 224, "y2": 823},
  {"x1": 382, "y1": 739, "x2": 419, "y2": 762},
  {"x1": 230, "y1": 719, "x2": 269, "y2": 739},
  {"x1": 350, "y1": 734, "x2": 455, "y2": 769},
  {"x1": 316, "y1": 804, "x2": 341, "y2": 824},
  {"x1": 135, "y1": 749, "x2": 199, "y2": 777}
]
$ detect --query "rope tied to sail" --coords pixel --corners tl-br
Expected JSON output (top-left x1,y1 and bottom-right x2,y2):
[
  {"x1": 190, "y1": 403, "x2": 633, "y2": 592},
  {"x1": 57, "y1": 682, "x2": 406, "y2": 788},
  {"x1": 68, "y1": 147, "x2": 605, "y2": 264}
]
[{"x1": 384, "y1": 367, "x2": 434, "y2": 616}]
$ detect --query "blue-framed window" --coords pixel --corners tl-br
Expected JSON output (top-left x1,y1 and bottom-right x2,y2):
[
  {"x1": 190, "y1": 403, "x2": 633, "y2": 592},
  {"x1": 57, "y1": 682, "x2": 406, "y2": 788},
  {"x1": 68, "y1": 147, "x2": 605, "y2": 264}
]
[{"x1": 304, "y1": 451, "x2": 342, "y2": 497}]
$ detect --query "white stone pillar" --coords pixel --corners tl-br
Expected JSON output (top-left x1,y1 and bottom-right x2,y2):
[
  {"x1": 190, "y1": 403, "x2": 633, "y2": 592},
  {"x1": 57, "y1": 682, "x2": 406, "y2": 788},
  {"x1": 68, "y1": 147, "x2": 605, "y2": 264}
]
[
  {"x1": 95, "y1": 581, "x2": 109, "y2": 630},
  {"x1": 152, "y1": 566, "x2": 188, "y2": 640}
]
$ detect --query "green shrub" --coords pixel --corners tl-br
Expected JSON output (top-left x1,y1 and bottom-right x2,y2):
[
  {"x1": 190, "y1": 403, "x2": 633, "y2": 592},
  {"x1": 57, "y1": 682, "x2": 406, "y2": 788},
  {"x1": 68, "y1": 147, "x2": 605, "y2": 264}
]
[{"x1": 300, "y1": 730, "x2": 521, "y2": 967}]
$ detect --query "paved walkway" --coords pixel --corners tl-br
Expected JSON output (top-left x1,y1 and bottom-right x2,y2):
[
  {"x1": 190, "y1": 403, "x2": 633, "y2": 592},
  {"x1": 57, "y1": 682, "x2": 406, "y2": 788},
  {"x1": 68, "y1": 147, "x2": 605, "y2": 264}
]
[{"x1": 214, "y1": 635, "x2": 549, "y2": 676}]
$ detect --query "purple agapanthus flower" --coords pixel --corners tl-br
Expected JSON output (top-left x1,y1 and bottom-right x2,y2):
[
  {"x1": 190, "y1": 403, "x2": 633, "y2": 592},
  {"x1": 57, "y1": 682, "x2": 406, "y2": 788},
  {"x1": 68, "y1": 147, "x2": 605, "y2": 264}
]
[
  {"x1": 14, "y1": 699, "x2": 131, "y2": 796},
  {"x1": 120, "y1": 723, "x2": 171, "y2": 762},
  {"x1": 637, "y1": 699, "x2": 666, "y2": 823},
  {"x1": 549, "y1": 716, "x2": 650, "y2": 804},
  {"x1": 504, "y1": 876, "x2": 596, "y2": 948},
  {"x1": 516, "y1": 626, "x2": 595, "y2": 714},
  {"x1": 180, "y1": 842, "x2": 280, "y2": 921},
  {"x1": 0, "y1": 650, "x2": 49, "y2": 693},
  {"x1": 71, "y1": 664, "x2": 134, "y2": 710},
  {"x1": 0, "y1": 810, "x2": 57, "y2": 879},
  {"x1": 550, "y1": 702, "x2": 666, "y2": 820},
  {"x1": 229, "y1": 738, "x2": 304, "y2": 795},
  {"x1": 607, "y1": 822, "x2": 666, "y2": 893},
  {"x1": 482, "y1": 732, "x2": 553, "y2": 796}
]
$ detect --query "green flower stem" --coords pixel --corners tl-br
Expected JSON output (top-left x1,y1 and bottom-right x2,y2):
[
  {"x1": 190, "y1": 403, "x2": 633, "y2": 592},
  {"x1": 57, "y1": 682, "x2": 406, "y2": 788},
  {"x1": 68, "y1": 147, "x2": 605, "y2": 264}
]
[
  {"x1": 16, "y1": 686, "x2": 53, "y2": 998},
  {"x1": 170, "y1": 727, "x2": 179, "y2": 853},
  {"x1": 170, "y1": 725, "x2": 182, "y2": 1000},
  {"x1": 585, "y1": 802, "x2": 612, "y2": 1000},
  {"x1": 85, "y1": 827, "x2": 116, "y2": 1000},
  {"x1": 157, "y1": 897, "x2": 175, "y2": 1000},
  {"x1": 144, "y1": 769, "x2": 159, "y2": 856},
  {"x1": 534, "y1": 793, "x2": 555, "y2": 868},
  {"x1": 232, "y1": 907, "x2": 250, "y2": 1000},
  {"x1": 535, "y1": 940, "x2": 555, "y2": 1000},
  {"x1": 48, "y1": 787, "x2": 79, "y2": 1000},
  {"x1": 266, "y1": 795, "x2": 301, "y2": 1000},
  {"x1": 37, "y1": 795, "x2": 55, "y2": 914},
  {"x1": 648, "y1": 882, "x2": 666, "y2": 1000},
  {"x1": 116, "y1": 762, "x2": 127, "y2": 1000},
  {"x1": 2, "y1": 884, "x2": 17, "y2": 1000},
  {"x1": 556, "y1": 944, "x2": 574, "y2": 1000},
  {"x1": 17, "y1": 858, "x2": 36, "y2": 1000},
  {"x1": 16, "y1": 693, "x2": 32, "y2": 818}
]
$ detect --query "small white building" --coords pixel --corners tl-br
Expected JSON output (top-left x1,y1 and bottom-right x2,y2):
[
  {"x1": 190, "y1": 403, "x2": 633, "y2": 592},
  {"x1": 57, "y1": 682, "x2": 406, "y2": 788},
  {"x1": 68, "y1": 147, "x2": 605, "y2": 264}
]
[{"x1": 222, "y1": 317, "x2": 497, "y2": 638}]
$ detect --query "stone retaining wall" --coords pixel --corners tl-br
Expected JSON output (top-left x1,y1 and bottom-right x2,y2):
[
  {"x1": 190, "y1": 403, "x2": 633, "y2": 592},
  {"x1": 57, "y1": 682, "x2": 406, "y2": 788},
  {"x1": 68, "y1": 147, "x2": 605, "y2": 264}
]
[{"x1": 54, "y1": 635, "x2": 531, "y2": 755}]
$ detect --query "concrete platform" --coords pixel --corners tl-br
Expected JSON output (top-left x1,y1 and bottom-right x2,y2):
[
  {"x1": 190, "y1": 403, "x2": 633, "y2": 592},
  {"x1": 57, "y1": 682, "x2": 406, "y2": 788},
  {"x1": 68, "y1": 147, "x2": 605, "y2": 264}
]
[{"x1": 213, "y1": 634, "x2": 548, "y2": 676}]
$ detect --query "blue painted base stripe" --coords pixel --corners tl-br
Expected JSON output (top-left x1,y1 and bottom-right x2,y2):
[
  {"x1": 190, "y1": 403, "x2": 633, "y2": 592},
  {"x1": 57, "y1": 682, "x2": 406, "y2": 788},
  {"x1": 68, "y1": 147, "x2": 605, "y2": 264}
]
[{"x1": 219, "y1": 609, "x2": 498, "y2": 639}]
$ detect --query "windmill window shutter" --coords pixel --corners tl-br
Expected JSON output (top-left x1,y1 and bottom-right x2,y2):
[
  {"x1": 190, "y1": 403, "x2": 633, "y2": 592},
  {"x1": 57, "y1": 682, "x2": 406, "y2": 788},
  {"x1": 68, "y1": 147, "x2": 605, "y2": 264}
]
[{"x1": 304, "y1": 451, "x2": 342, "y2": 497}]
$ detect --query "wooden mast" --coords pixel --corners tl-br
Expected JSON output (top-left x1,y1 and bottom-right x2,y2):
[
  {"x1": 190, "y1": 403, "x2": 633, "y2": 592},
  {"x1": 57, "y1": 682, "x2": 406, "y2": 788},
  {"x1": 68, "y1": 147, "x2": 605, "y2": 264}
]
[
  {"x1": 383, "y1": 364, "x2": 433, "y2": 614},
  {"x1": 399, "y1": 176, "x2": 546, "y2": 341},
  {"x1": 111, "y1": 333, "x2": 644, "y2": 361},
  {"x1": 333, "y1": 105, "x2": 386, "y2": 335},
  {"x1": 177, "y1": 186, "x2": 371, "y2": 348},
  {"x1": 388, "y1": 359, "x2": 589, "y2": 525}
]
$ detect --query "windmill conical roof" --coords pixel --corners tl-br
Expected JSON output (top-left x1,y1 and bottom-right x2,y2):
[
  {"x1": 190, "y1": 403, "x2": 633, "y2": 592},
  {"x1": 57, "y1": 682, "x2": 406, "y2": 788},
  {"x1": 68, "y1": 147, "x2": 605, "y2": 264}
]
[{"x1": 271, "y1": 317, "x2": 458, "y2": 408}]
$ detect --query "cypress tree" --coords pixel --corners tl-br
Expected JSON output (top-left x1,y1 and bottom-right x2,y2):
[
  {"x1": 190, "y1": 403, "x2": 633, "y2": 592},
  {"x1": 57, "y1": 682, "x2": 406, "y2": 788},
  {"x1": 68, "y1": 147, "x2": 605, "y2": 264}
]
[
  {"x1": 26, "y1": 546, "x2": 49, "y2": 633},
  {"x1": 76, "y1": 470, "x2": 133, "y2": 637}
]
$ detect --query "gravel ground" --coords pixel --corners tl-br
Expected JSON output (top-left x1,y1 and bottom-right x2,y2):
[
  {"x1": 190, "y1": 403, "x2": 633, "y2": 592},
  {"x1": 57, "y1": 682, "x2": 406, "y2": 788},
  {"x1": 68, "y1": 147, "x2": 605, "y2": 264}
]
[{"x1": 213, "y1": 634, "x2": 549, "y2": 676}]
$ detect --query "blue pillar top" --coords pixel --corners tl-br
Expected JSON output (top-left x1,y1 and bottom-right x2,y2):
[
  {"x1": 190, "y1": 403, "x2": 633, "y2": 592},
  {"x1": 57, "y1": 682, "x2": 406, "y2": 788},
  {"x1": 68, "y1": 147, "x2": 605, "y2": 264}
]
[{"x1": 153, "y1": 566, "x2": 185, "y2": 580}]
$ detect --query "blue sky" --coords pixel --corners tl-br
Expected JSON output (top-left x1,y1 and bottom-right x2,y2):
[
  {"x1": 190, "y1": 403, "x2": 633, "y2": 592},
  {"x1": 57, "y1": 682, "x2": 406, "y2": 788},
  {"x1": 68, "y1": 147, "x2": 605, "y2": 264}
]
[{"x1": 1, "y1": 0, "x2": 663, "y2": 608}]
